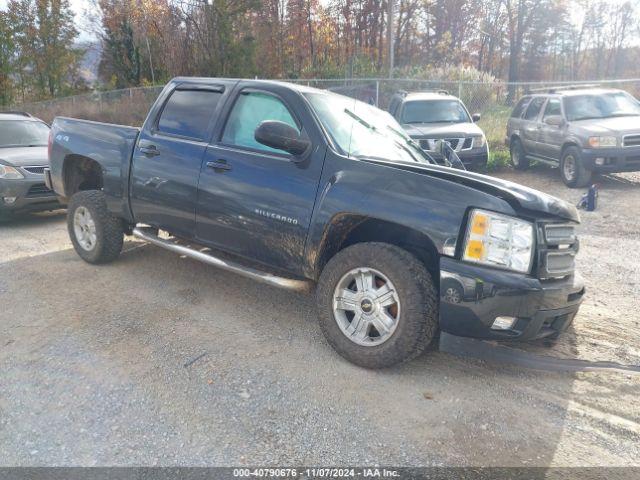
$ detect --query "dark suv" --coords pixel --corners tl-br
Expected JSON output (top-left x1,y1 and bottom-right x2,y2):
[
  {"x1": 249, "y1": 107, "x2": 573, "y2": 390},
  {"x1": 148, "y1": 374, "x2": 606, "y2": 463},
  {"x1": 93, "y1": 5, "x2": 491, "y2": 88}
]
[
  {"x1": 506, "y1": 87, "x2": 640, "y2": 187},
  {"x1": 388, "y1": 91, "x2": 488, "y2": 169}
]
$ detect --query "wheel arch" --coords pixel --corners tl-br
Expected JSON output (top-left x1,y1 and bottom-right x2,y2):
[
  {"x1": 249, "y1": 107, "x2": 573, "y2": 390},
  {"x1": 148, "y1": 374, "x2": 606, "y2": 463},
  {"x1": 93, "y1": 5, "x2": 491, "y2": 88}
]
[
  {"x1": 314, "y1": 214, "x2": 440, "y2": 285},
  {"x1": 561, "y1": 141, "x2": 580, "y2": 156},
  {"x1": 62, "y1": 154, "x2": 104, "y2": 198}
]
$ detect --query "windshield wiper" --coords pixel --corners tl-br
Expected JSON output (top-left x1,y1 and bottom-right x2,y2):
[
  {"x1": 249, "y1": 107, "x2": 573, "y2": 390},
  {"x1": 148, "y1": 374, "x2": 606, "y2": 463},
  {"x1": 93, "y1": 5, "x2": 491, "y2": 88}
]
[
  {"x1": 405, "y1": 120, "x2": 459, "y2": 124},
  {"x1": 343, "y1": 108, "x2": 433, "y2": 165},
  {"x1": 0, "y1": 143, "x2": 46, "y2": 148},
  {"x1": 570, "y1": 116, "x2": 603, "y2": 121}
]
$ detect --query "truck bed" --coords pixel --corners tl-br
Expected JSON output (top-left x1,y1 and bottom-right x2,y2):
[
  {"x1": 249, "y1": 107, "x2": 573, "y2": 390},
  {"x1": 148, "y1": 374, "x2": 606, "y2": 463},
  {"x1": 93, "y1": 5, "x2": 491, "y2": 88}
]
[{"x1": 49, "y1": 117, "x2": 141, "y2": 221}]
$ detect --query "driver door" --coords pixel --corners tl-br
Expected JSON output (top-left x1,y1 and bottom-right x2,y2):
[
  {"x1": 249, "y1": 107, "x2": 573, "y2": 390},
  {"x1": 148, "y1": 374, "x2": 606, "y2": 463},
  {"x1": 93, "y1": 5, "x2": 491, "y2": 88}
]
[
  {"x1": 539, "y1": 97, "x2": 565, "y2": 161},
  {"x1": 195, "y1": 86, "x2": 324, "y2": 275}
]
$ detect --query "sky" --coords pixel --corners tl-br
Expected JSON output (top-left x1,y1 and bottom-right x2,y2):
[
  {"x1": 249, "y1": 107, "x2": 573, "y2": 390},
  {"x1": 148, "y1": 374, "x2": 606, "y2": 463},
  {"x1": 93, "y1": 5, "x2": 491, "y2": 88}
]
[{"x1": 0, "y1": 0, "x2": 94, "y2": 41}]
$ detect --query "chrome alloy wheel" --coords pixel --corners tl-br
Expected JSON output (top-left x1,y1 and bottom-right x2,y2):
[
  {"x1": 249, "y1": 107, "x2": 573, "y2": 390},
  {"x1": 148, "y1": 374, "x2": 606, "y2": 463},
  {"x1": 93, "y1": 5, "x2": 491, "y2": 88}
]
[
  {"x1": 563, "y1": 154, "x2": 576, "y2": 181},
  {"x1": 73, "y1": 206, "x2": 97, "y2": 251},
  {"x1": 332, "y1": 267, "x2": 401, "y2": 346}
]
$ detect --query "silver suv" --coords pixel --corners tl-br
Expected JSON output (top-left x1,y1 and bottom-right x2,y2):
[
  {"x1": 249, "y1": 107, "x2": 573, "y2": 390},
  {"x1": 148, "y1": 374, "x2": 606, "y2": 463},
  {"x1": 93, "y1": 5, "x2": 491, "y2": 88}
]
[
  {"x1": 0, "y1": 112, "x2": 63, "y2": 220},
  {"x1": 506, "y1": 86, "x2": 640, "y2": 187}
]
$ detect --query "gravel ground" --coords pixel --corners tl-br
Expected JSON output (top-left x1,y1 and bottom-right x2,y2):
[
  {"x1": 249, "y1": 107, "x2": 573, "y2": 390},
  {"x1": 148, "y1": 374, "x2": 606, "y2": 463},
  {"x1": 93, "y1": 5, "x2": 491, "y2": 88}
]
[{"x1": 0, "y1": 166, "x2": 639, "y2": 466}]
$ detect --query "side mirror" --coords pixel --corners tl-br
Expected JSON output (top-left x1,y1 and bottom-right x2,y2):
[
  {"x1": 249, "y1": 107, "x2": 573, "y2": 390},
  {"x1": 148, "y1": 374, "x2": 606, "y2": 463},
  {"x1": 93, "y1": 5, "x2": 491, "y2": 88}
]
[
  {"x1": 472, "y1": 113, "x2": 481, "y2": 122},
  {"x1": 435, "y1": 140, "x2": 466, "y2": 170},
  {"x1": 544, "y1": 115, "x2": 564, "y2": 127},
  {"x1": 255, "y1": 120, "x2": 310, "y2": 158}
]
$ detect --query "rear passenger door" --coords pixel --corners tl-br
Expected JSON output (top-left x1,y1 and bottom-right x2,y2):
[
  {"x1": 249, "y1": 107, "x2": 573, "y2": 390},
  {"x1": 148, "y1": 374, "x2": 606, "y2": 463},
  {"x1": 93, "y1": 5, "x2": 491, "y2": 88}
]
[
  {"x1": 195, "y1": 84, "x2": 326, "y2": 275},
  {"x1": 520, "y1": 96, "x2": 546, "y2": 155},
  {"x1": 130, "y1": 83, "x2": 232, "y2": 238}
]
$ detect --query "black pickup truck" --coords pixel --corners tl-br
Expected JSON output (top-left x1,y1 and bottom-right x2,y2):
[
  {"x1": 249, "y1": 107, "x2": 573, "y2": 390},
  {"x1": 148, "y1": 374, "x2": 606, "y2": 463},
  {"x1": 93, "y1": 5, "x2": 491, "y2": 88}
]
[{"x1": 47, "y1": 78, "x2": 585, "y2": 368}]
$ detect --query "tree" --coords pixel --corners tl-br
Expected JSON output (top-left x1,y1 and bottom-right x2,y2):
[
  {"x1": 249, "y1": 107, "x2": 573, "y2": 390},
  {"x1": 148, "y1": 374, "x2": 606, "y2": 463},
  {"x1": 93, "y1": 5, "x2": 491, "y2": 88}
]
[{"x1": 0, "y1": 12, "x2": 16, "y2": 106}]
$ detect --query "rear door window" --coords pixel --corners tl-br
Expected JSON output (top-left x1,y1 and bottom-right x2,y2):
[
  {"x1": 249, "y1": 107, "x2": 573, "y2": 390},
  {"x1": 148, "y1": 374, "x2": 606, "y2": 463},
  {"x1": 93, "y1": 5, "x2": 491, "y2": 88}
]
[
  {"x1": 157, "y1": 89, "x2": 223, "y2": 140},
  {"x1": 523, "y1": 97, "x2": 546, "y2": 121},
  {"x1": 511, "y1": 97, "x2": 531, "y2": 118}
]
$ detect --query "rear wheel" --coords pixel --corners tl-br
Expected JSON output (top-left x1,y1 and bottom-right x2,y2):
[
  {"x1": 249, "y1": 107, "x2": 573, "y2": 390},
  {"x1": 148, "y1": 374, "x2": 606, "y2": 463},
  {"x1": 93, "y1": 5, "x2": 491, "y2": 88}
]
[
  {"x1": 560, "y1": 146, "x2": 592, "y2": 188},
  {"x1": 67, "y1": 190, "x2": 124, "y2": 264},
  {"x1": 316, "y1": 242, "x2": 438, "y2": 368},
  {"x1": 510, "y1": 138, "x2": 529, "y2": 170}
]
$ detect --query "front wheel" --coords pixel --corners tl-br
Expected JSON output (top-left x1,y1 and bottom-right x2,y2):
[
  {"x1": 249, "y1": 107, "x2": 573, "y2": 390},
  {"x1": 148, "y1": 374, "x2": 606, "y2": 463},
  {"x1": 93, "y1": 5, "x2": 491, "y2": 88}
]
[
  {"x1": 316, "y1": 243, "x2": 438, "y2": 368},
  {"x1": 560, "y1": 147, "x2": 592, "y2": 188},
  {"x1": 67, "y1": 190, "x2": 124, "y2": 264}
]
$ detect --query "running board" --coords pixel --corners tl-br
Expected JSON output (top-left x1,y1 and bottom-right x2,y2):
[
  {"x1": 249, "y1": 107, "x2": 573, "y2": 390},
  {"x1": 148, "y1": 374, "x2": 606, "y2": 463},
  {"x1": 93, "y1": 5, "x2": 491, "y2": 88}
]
[
  {"x1": 527, "y1": 155, "x2": 558, "y2": 166},
  {"x1": 132, "y1": 227, "x2": 313, "y2": 292}
]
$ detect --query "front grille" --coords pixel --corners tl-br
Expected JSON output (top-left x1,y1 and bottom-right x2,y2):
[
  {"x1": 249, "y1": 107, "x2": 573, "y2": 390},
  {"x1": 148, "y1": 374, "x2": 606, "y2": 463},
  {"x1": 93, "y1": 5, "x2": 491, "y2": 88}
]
[
  {"x1": 624, "y1": 135, "x2": 640, "y2": 147},
  {"x1": 23, "y1": 166, "x2": 46, "y2": 174},
  {"x1": 544, "y1": 224, "x2": 576, "y2": 245},
  {"x1": 27, "y1": 183, "x2": 53, "y2": 198},
  {"x1": 537, "y1": 223, "x2": 578, "y2": 280},
  {"x1": 418, "y1": 137, "x2": 469, "y2": 152}
]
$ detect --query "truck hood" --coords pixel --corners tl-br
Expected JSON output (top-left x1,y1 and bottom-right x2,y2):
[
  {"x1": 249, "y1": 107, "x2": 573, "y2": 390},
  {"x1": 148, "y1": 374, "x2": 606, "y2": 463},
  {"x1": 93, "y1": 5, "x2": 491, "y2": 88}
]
[
  {"x1": 363, "y1": 159, "x2": 580, "y2": 223},
  {"x1": 0, "y1": 146, "x2": 48, "y2": 167},
  {"x1": 571, "y1": 115, "x2": 640, "y2": 136},
  {"x1": 402, "y1": 122, "x2": 484, "y2": 138}
]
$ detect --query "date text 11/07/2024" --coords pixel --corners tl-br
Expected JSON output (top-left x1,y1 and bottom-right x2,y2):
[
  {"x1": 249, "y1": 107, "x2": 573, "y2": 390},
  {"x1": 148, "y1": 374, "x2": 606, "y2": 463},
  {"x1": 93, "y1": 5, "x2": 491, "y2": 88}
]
[{"x1": 233, "y1": 468, "x2": 400, "y2": 478}]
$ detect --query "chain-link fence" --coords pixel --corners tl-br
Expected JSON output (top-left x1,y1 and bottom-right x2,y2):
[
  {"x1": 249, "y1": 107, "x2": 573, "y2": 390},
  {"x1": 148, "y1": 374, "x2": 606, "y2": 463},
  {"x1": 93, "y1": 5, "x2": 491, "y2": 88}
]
[{"x1": 13, "y1": 78, "x2": 640, "y2": 152}]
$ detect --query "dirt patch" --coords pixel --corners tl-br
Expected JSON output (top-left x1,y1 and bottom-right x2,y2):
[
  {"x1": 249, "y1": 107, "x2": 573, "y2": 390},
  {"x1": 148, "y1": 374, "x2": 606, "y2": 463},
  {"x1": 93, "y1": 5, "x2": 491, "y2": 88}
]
[{"x1": 0, "y1": 168, "x2": 638, "y2": 467}]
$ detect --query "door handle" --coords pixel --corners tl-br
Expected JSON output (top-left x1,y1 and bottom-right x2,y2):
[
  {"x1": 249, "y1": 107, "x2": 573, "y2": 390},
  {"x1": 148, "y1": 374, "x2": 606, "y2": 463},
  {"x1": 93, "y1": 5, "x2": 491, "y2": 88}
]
[
  {"x1": 140, "y1": 145, "x2": 160, "y2": 157},
  {"x1": 207, "y1": 160, "x2": 232, "y2": 172}
]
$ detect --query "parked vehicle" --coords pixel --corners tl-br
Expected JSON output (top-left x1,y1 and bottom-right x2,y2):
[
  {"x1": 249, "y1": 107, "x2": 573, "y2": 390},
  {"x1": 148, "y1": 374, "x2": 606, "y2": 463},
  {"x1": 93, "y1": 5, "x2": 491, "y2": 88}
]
[
  {"x1": 47, "y1": 78, "x2": 584, "y2": 368},
  {"x1": 506, "y1": 86, "x2": 640, "y2": 187},
  {"x1": 0, "y1": 112, "x2": 63, "y2": 220},
  {"x1": 388, "y1": 90, "x2": 489, "y2": 169}
]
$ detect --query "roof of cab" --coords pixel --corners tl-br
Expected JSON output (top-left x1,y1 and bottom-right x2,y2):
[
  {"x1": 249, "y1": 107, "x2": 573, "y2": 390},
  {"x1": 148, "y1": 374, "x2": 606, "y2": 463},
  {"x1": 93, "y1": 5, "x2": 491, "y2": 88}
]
[
  {"x1": 526, "y1": 87, "x2": 627, "y2": 97},
  {"x1": 404, "y1": 91, "x2": 457, "y2": 101},
  {"x1": 169, "y1": 76, "x2": 324, "y2": 95},
  {"x1": 554, "y1": 87, "x2": 626, "y2": 97},
  {"x1": 0, "y1": 112, "x2": 40, "y2": 122}
]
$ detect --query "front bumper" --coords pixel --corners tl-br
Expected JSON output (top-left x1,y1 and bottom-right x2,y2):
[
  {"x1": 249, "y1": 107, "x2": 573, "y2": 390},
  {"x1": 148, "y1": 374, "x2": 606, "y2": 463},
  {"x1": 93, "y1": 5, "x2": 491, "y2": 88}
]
[
  {"x1": 580, "y1": 145, "x2": 640, "y2": 172},
  {"x1": 427, "y1": 148, "x2": 488, "y2": 168},
  {"x1": 439, "y1": 257, "x2": 584, "y2": 341},
  {"x1": 0, "y1": 176, "x2": 64, "y2": 216}
]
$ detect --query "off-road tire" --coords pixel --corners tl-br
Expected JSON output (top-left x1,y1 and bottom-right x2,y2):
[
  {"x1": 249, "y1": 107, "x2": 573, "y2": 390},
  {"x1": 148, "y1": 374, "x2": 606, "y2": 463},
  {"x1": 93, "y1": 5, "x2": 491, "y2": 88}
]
[
  {"x1": 316, "y1": 242, "x2": 438, "y2": 369},
  {"x1": 67, "y1": 190, "x2": 124, "y2": 264},
  {"x1": 560, "y1": 146, "x2": 592, "y2": 188},
  {"x1": 510, "y1": 138, "x2": 529, "y2": 170}
]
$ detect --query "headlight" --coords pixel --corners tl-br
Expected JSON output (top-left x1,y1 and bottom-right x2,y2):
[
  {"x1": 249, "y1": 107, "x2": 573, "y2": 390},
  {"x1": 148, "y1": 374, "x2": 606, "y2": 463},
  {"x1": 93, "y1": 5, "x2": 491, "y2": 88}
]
[
  {"x1": 587, "y1": 136, "x2": 617, "y2": 148},
  {"x1": 463, "y1": 209, "x2": 534, "y2": 274},
  {"x1": 0, "y1": 164, "x2": 24, "y2": 179},
  {"x1": 472, "y1": 135, "x2": 486, "y2": 149}
]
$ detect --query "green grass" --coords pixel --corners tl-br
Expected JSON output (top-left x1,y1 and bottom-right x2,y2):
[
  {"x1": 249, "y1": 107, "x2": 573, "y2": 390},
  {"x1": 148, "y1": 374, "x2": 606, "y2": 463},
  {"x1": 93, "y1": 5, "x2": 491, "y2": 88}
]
[
  {"x1": 478, "y1": 106, "x2": 510, "y2": 152},
  {"x1": 477, "y1": 105, "x2": 511, "y2": 172},
  {"x1": 487, "y1": 150, "x2": 510, "y2": 171}
]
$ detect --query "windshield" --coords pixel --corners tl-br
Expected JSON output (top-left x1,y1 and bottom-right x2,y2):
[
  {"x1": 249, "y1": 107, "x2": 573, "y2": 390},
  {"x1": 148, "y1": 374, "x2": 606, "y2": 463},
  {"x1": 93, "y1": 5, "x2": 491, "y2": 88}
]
[
  {"x1": 304, "y1": 92, "x2": 431, "y2": 165},
  {"x1": 401, "y1": 100, "x2": 470, "y2": 124},
  {"x1": 564, "y1": 92, "x2": 640, "y2": 121},
  {"x1": 0, "y1": 120, "x2": 49, "y2": 148}
]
